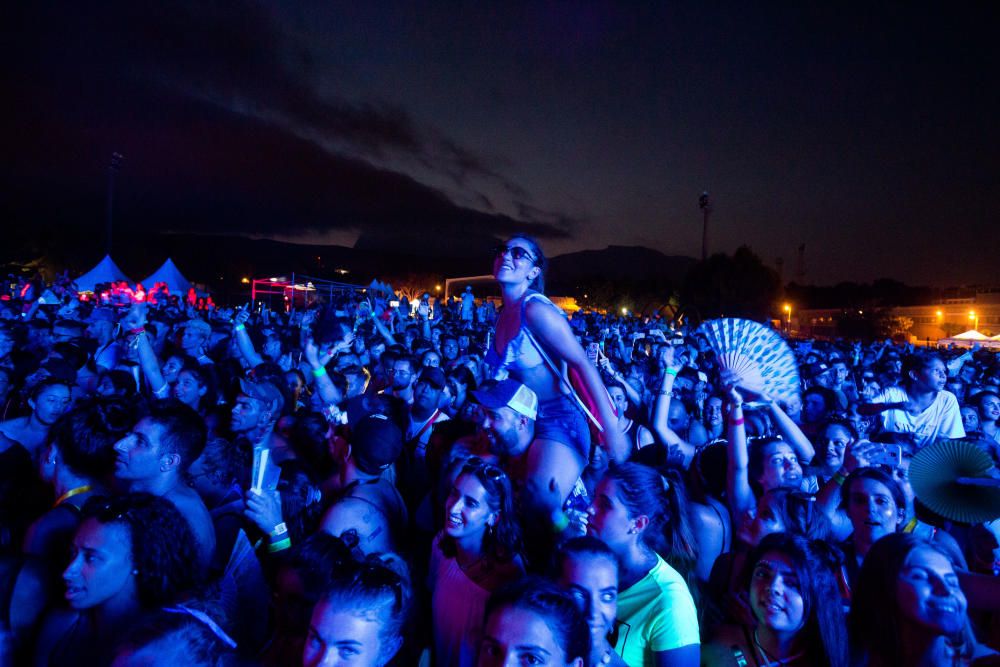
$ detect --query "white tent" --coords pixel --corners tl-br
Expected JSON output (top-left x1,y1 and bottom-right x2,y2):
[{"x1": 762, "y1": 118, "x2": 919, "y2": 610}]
[
  {"x1": 75, "y1": 255, "x2": 132, "y2": 292},
  {"x1": 141, "y1": 258, "x2": 191, "y2": 295},
  {"x1": 952, "y1": 330, "x2": 991, "y2": 340}
]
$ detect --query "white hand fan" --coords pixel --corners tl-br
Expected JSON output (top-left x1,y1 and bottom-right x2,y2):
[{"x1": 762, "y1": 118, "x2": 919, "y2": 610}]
[{"x1": 697, "y1": 318, "x2": 800, "y2": 403}]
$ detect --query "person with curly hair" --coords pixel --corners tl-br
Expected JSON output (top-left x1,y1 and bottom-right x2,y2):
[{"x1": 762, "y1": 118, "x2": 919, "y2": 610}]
[{"x1": 35, "y1": 492, "x2": 201, "y2": 666}]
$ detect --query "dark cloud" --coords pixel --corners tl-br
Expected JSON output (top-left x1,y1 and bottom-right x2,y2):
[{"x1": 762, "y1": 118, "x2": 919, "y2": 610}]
[{"x1": 2, "y1": 1, "x2": 570, "y2": 246}]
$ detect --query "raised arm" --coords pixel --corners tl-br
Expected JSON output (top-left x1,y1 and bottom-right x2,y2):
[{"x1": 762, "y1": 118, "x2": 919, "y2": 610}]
[
  {"x1": 725, "y1": 384, "x2": 755, "y2": 519},
  {"x1": 303, "y1": 337, "x2": 341, "y2": 408},
  {"x1": 599, "y1": 354, "x2": 643, "y2": 408},
  {"x1": 232, "y1": 306, "x2": 265, "y2": 368},
  {"x1": 766, "y1": 400, "x2": 814, "y2": 464},
  {"x1": 649, "y1": 346, "x2": 694, "y2": 467},
  {"x1": 370, "y1": 304, "x2": 398, "y2": 346},
  {"x1": 525, "y1": 299, "x2": 628, "y2": 463},
  {"x1": 815, "y1": 438, "x2": 878, "y2": 541},
  {"x1": 122, "y1": 304, "x2": 167, "y2": 398}
]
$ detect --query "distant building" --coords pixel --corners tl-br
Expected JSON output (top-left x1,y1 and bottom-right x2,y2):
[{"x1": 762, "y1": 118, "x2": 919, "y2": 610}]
[{"x1": 794, "y1": 287, "x2": 1000, "y2": 341}]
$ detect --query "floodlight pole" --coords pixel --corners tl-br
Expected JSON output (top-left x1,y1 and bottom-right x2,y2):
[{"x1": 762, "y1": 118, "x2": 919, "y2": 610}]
[
  {"x1": 106, "y1": 152, "x2": 124, "y2": 256},
  {"x1": 699, "y1": 192, "x2": 711, "y2": 261}
]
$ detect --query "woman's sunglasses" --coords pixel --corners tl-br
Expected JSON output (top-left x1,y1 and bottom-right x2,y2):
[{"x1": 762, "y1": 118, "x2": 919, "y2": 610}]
[{"x1": 493, "y1": 245, "x2": 536, "y2": 264}]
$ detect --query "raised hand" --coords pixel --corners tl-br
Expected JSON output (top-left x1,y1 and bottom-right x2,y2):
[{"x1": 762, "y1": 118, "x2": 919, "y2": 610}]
[
  {"x1": 122, "y1": 302, "x2": 148, "y2": 331},
  {"x1": 842, "y1": 439, "x2": 879, "y2": 474},
  {"x1": 245, "y1": 487, "x2": 283, "y2": 536},
  {"x1": 233, "y1": 303, "x2": 252, "y2": 327}
]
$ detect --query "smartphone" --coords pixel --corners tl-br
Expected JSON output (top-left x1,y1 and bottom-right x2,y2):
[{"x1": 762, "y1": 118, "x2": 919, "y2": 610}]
[
  {"x1": 586, "y1": 342, "x2": 599, "y2": 364},
  {"x1": 870, "y1": 444, "x2": 902, "y2": 468}
]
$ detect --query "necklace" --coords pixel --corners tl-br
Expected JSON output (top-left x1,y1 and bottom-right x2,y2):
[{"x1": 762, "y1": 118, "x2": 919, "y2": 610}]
[
  {"x1": 752, "y1": 629, "x2": 805, "y2": 666},
  {"x1": 54, "y1": 484, "x2": 92, "y2": 508}
]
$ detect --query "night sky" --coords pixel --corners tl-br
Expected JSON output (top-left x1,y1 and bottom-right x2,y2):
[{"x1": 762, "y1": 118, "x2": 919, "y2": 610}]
[{"x1": 4, "y1": 2, "x2": 998, "y2": 286}]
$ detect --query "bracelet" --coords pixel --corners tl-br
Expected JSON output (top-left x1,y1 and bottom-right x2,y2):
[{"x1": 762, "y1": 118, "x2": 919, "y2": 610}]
[
  {"x1": 312, "y1": 366, "x2": 328, "y2": 379},
  {"x1": 730, "y1": 417, "x2": 745, "y2": 426},
  {"x1": 268, "y1": 537, "x2": 292, "y2": 553},
  {"x1": 234, "y1": 323, "x2": 246, "y2": 332},
  {"x1": 270, "y1": 522, "x2": 288, "y2": 538},
  {"x1": 664, "y1": 367, "x2": 678, "y2": 377},
  {"x1": 832, "y1": 472, "x2": 847, "y2": 486},
  {"x1": 657, "y1": 389, "x2": 672, "y2": 396}
]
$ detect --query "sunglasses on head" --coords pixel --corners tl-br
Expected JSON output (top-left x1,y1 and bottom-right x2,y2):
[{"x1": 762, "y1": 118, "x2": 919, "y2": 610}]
[
  {"x1": 462, "y1": 457, "x2": 507, "y2": 483},
  {"x1": 493, "y1": 245, "x2": 536, "y2": 263}
]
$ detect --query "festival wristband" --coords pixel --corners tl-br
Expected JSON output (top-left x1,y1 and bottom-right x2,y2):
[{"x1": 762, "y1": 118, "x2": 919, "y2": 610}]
[
  {"x1": 730, "y1": 417, "x2": 745, "y2": 426},
  {"x1": 234, "y1": 323, "x2": 246, "y2": 332},
  {"x1": 664, "y1": 367, "x2": 678, "y2": 377},
  {"x1": 832, "y1": 471, "x2": 847, "y2": 486},
  {"x1": 268, "y1": 537, "x2": 292, "y2": 553},
  {"x1": 129, "y1": 327, "x2": 145, "y2": 335},
  {"x1": 270, "y1": 522, "x2": 288, "y2": 538},
  {"x1": 312, "y1": 366, "x2": 328, "y2": 379}
]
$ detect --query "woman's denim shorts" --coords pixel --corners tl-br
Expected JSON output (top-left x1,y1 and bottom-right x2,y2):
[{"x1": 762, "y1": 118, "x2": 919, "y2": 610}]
[{"x1": 535, "y1": 394, "x2": 591, "y2": 462}]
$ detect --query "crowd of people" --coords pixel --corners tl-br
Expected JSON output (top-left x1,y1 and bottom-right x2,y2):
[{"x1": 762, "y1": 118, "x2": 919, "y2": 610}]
[{"x1": 0, "y1": 235, "x2": 998, "y2": 666}]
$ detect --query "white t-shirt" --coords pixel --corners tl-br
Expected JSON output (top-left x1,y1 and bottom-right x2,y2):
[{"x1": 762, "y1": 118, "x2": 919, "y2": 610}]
[{"x1": 873, "y1": 386, "x2": 965, "y2": 448}]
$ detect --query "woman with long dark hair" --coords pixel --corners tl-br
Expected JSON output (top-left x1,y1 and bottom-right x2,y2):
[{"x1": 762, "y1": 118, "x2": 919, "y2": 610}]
[
  {"x1": 429, "y1": 458, "x2": 523, "y2": 667},
  {"x1": 850, "y1": 533, "x2": 996, "y2": 666},
  {"x1": 702, "y1": 533, "x2": 849, "y2": 667}
]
